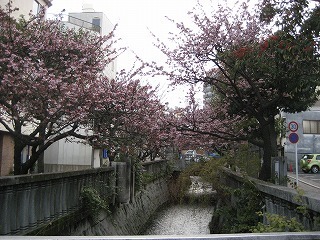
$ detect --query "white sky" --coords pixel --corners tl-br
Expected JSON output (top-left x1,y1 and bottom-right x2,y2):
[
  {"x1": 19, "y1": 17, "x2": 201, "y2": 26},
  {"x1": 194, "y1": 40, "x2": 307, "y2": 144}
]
[{"x1": 47, "y1": 0, "x2": 229, "y2": 108}]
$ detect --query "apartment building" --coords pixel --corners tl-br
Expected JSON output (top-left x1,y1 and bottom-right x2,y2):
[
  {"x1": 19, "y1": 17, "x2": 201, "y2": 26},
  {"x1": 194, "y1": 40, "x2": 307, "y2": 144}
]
[{"x1": 62, "y1": 4, "x2": 117, "y2": 79}]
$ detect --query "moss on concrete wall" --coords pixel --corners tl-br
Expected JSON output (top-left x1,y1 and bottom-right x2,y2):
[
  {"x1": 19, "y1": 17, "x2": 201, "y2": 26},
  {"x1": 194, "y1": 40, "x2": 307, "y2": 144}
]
[{"x1": 62, "y1": 178, "x2": 169, "y2": 236}]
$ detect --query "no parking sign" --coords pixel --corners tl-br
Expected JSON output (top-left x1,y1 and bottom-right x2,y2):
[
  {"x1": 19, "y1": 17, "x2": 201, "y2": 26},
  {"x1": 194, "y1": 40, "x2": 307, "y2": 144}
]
[{"x1": 289, "y1": 132, "x2": 299, "y2": 144}]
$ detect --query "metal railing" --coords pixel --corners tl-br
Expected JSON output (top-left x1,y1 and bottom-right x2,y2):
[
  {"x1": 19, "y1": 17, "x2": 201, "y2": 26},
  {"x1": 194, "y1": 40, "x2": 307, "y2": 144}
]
[{"x1": 68, "y1": 15, "x2": 101, "y2": 33}]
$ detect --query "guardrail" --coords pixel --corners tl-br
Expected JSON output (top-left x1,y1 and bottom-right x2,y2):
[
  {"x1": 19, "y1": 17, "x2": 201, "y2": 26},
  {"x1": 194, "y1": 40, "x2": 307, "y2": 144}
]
[{"x1": 68, "y1": 15, "x2": 101, "y2": 33}]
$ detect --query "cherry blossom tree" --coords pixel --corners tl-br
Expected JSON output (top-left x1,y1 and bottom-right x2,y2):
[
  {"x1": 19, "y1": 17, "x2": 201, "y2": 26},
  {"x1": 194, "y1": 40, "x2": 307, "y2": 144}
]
[
  {"x1": 90, "y1": 68, "x2": 172, "y2": 164},
  {"x1": 152, "y1": 0, "x2": 320, "y2": 180},
  {"x1": 167, "y1": 87, "x2": 245, "y2": 158},
  {"x1": 0, "y1": 4, "x2": 119, "y2": 174}
]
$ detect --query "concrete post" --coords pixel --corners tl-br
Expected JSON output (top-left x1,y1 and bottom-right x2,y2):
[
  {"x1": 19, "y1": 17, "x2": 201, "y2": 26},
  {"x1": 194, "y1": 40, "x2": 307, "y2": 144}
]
[
  {"x1": 113, "y1": 162, "x2": 131, "y2": 203},
  {"x1": 91, "y1": 148, "x2": 101, "y2": 168},
  {"x1": 272, "y1": 156, "x2": 287, "y2": 186}
]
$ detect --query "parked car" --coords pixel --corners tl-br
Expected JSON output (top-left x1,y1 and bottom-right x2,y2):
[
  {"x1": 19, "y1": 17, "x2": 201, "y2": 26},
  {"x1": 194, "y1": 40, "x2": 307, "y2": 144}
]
[
  {"x1": 183, "y1": 150, "x2": 197, "y2": 161},
  {"x1": 300, "y1": 154, "x2": 320, "y2": 173},
  {"x1": 183, "y1": 150, "x2": 207, "y2": 162},
  {"x1": 207, "y1": 152, "x2": 221, "y2": 158}
]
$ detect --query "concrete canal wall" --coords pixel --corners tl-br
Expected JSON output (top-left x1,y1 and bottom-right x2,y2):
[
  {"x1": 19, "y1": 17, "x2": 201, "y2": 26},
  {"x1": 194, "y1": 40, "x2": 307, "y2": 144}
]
[
  {"x1": 220, "y1": 168, "x2": 320, "y2": 231},
  {"x1": 0, "y1": 160, "x2": 170, "y2": 236},
  {"x1": 70, "y1": 178, "x2": 169, "y2": 235}
]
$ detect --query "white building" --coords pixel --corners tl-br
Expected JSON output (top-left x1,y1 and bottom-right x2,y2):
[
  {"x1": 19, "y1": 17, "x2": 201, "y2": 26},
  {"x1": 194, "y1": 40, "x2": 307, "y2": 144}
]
[
  {"x1": 283, "y1": 100, "x2": 320, "y2": 172},
  {"x1": 0, "y1": 0, "x2": 52, "y2": 18},
  {"x1": 0, "y1": 0, "x2": 52, "y2": 176},
  {"x1": 43, "y1": 5, "x2": 117, "y2": 172},
  {"x1": 0, "y1": 1, "x2": 117, "y2": 174},
  {"x1": 62, "y1": 5, "x2": 117, "y2": 79},
  {"x1": 203, "y1": 82, "x2": 214, "y2": 106}
]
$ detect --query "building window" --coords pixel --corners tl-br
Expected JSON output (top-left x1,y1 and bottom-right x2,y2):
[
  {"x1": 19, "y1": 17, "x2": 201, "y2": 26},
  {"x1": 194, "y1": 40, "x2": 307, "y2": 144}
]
[
  {"x1": 92, "y1": 17, "x2": 101, "y2": 32},
  {"x1": 33, "y1": 0, "x2": 41, "y2": 14},
  {"x1": 303, "y1": 120, "x2": 320, "y2": 134}
]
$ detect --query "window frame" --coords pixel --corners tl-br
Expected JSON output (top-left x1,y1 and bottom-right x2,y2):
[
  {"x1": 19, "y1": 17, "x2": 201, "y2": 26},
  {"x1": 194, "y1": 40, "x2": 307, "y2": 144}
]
[
  {"x1": 33, "y1": 0, "x2": 42, "y2": 15},
  {"x1": 303, "y1": 120, "x2": 320, "y2": 134}
]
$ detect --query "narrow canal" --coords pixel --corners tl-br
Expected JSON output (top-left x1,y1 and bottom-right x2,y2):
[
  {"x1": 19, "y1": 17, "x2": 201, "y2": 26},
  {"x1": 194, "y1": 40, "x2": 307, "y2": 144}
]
[
  {"x1": 142, "y1": 176, "x2": 215, "y2": 235},
  {"x1": 142, "y1": 203, "x2": 214, "y2": 235}
]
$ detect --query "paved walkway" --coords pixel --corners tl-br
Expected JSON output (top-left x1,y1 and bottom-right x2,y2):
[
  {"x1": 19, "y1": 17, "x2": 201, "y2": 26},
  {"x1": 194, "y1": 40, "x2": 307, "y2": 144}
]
[{"x1": 287, "y1": 172, "x2": 320, "y2": 193}]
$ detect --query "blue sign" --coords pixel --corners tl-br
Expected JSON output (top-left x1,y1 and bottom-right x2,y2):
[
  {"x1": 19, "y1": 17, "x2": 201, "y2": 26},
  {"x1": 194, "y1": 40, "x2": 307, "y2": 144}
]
[
  {"x1": 289, "y1": 132, "x2": 299, "y2": 144},
  {"x1": 102, "y1": 149, "x2": 108, "y2": 158}
]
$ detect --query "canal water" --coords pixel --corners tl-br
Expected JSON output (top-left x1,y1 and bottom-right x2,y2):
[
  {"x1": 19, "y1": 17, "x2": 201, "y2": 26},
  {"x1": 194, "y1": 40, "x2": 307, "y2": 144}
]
[
  {"x1": 142, "y1": 203, "x2": 214, "y2": 235},
  {"x1": 142, "y1": 176, "x2": 215, "y2": 235}
]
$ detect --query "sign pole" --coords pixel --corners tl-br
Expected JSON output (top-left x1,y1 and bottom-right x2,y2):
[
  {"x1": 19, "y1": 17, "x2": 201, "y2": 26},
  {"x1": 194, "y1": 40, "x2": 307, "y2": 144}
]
[
  {"x1": 295, "y1": 142, "x2": 298, "y2": 186},
  {"x1": 288, "y1": 121, "x2": 299, "y2": 187}
]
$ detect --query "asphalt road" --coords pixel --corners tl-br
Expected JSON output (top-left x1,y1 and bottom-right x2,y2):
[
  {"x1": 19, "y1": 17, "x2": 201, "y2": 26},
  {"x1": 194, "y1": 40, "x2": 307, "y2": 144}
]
[{"x1": 287, "y1": 171, "x2": 320, "y2": 193}]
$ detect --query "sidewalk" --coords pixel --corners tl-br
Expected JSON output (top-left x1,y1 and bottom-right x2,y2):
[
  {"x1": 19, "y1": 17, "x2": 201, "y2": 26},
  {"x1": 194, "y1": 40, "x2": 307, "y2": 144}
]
[{"x1": 287, "y1": 172, "x2": 320, "y2": 193}]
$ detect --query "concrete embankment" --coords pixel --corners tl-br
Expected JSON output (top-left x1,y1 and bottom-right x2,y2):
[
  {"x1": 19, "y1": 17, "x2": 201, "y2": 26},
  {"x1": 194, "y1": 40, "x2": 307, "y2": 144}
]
[{"x1": 69, "y1": 178, "x2": 169, "y2": 236}]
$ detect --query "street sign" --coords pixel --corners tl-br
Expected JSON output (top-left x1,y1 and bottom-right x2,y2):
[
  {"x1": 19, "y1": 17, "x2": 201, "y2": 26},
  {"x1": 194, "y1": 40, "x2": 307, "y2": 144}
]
[
  {"x1": 288, "y1": 121, "x2": 299, "y2": 186},
  {"x1": 288, "y1": 121, "x2": 298, "y2": 132},
  {"x1": 102, "y1": 149, "x2": 108, "y2": 158},
  {"x1": 289, "y1": 132, "x2": 299, "y2": 144}
]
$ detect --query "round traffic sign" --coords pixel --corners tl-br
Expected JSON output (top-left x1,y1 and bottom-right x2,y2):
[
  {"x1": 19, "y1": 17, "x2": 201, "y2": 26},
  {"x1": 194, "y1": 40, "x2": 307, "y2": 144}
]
[
  {"x1": 289, "y1": 132, "x2": 299, "y2": 143},
  {"x1": 288, "y1": 121, "x2": 298, "y2": 132}
]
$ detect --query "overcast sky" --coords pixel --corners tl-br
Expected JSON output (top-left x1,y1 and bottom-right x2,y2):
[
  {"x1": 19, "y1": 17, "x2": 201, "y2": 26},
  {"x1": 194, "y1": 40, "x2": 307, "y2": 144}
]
[{"x1": 48, "y1": 0, "x2": 232, "y2": 108}]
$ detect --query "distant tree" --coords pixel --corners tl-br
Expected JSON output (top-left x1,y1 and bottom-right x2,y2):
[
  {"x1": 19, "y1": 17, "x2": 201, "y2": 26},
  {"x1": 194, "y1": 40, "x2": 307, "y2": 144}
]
[
  {"x1": 167, "y1": 89, "x2": 235, "y2": 153},
  {"x1": 0, "y1": 4, "x2": 118, "y2": 174},
  {"x1": 152, "y1": 0, "x2": 320, "y2": 180}
]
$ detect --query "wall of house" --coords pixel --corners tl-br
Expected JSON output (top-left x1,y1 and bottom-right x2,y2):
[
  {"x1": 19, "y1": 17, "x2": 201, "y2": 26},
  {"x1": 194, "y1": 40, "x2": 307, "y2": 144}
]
[
  {"x1": 284, "y1": 103, "x2": 320, "y2": 171},
  {"x1": 0, "y1": 0, "x2": 51, "y2": 19},
  {"x1": 0, "y1": 132, "x2": 14, "y2": 176},
  {"x1": 44, "y1": 137, "x2": 92, "y2": 172}
]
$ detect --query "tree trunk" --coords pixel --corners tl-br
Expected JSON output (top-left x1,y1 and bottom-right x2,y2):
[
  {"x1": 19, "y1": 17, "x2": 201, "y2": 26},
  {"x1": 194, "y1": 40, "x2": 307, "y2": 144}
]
[
  {"x1": 37, "y1": 128, "x2": 46, "y2": 173},
  {"x1": 21, "y1": 147, "x2": 41, "y2": 174},
  {"x1": 13, "y1": 138, "x2": 25, "y2": 175},
  {"x1": 259, "y1": 118, "x2": 278, "y2": 181},
  {"x1": 13, "y1": 122, "x2": 25, "y2": 175},
  {"x1": 108, "y1": 154, "x2": 115, "y2": 166}
]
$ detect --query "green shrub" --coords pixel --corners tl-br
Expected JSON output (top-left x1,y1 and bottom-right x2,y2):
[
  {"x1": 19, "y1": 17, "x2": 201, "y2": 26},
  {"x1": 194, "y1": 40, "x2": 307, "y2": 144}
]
[
  {"x1": 252, "y1": 212, "x2": 304, "y2": 232},
  {"x1": 211, "y1": 179, "x2": 264, "y2": 233},
  {"x1": 134, "y1": 161, "x2": 173, "y2": 192},
  {"x1": 80, "y1": 187, "x2": 110, "y2": 223},
  {"x1": 224, "y1": 144, "x2": 261, "y2": 178}
]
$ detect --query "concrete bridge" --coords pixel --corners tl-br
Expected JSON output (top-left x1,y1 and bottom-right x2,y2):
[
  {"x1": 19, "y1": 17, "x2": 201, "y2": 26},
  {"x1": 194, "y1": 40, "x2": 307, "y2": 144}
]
[{"x1": 1, "y1": 158, "x2": 320, "y2": 238}]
